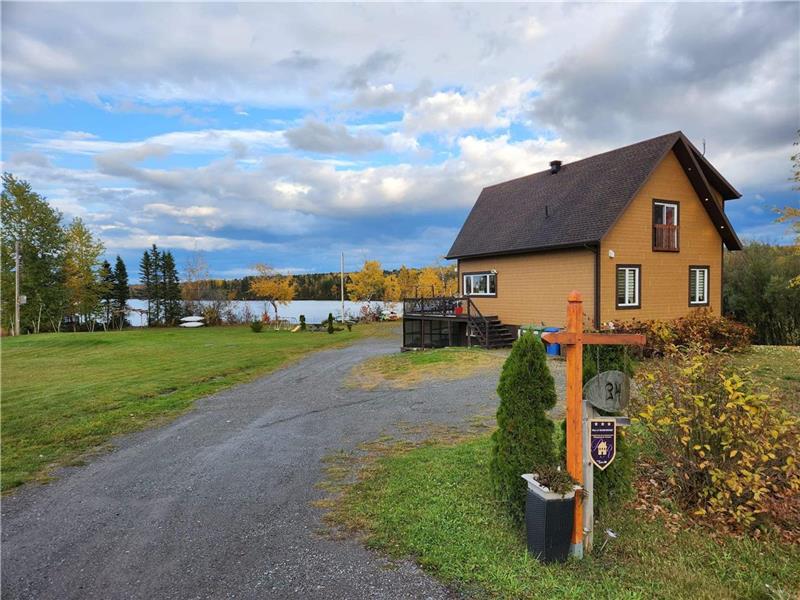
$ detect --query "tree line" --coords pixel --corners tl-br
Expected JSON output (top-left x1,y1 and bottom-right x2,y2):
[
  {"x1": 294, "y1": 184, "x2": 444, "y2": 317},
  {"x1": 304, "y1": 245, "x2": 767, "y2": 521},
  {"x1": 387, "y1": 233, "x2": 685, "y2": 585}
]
[{"x1": 1, "y1": 173, "x2": 130, "y2": 334}]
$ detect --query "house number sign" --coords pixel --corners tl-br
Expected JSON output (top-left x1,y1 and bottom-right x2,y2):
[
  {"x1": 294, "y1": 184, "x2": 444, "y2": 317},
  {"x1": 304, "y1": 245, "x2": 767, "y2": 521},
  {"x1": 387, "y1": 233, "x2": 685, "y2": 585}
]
[{"x1": 584, "y1": 370, "x2": 630, "y2": 413}]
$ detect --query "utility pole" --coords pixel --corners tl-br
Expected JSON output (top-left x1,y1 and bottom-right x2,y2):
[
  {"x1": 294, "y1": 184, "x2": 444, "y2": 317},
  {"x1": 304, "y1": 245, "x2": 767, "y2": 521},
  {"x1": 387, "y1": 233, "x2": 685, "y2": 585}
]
[
  {"x1": 14, "y1": 240, "x2": 21, "y2": 336},
  {"x1": 340, "y1": 252, "x2": 345, "y2": 324}
]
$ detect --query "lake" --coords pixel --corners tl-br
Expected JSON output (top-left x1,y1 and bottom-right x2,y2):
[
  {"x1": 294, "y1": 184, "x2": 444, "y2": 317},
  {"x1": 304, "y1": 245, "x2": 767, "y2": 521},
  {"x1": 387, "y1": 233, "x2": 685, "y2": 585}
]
[{"x1": 126, "y1": 299, "x2": 402, "y2": 327}]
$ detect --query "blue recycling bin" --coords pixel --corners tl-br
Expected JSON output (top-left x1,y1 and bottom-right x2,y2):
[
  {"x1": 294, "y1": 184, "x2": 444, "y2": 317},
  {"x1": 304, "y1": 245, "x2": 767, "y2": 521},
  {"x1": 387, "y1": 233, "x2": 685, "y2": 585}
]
[{"x1": 543, "y1": 327, "x2": 561, "y2": 356}]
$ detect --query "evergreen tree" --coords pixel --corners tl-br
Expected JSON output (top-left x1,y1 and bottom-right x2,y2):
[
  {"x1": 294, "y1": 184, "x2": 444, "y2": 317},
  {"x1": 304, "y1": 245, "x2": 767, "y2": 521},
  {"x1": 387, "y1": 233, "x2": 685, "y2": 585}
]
[
  {"x1": 162, "y1": 251, "x2": 182, "y2": 325},
  {"x1": 112, "y1": 255, "x2": 129, "y2": 330},
  {"x1": 99, "y1": 259, "x2": 114, "y2": 328},
  {"x1": 490, "y1": 333, "x2": 558, "y2": 522},
  {"x1": 149, "y1": 244, "x2": 162, "y2": 325},
  {"x1": 327, "y1": 312, "x2": 335, "y2": 334},
  {"x1": 139, "y1": 250, "x2": 153, "y2": 325}
]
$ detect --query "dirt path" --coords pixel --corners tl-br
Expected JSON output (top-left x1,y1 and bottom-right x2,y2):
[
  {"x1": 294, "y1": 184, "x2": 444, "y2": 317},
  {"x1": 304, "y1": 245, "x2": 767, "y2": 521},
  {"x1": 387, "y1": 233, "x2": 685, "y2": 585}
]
[{"x1": 2, "y1": 337, "x2": 507, "y2": 600}]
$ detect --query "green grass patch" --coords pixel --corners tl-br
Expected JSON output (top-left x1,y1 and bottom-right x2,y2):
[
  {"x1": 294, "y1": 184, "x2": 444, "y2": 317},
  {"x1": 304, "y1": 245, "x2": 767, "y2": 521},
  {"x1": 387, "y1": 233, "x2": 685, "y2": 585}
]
[
  {"x1": 1, "y1": 324, "x2": 374, "y2": 491},
  {"x1": 732, "y1": 345, "x2": 800, "y2": 414},
  {"x1": 328, "y1": 435, "x2": 800, "y2": 599},
  {"x1": 348, "y1": 347, "x2": 507, "y2": 390}
]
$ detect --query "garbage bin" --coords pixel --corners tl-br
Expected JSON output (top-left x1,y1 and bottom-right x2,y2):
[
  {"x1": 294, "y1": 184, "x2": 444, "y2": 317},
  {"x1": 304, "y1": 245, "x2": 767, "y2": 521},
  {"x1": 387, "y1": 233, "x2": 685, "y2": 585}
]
[
  {"x1": 543, "y1": 327, "x2": 561, "y2": 356},
  {"x1": 519, "y1": 325, "x2": 546, "y2": 340}
]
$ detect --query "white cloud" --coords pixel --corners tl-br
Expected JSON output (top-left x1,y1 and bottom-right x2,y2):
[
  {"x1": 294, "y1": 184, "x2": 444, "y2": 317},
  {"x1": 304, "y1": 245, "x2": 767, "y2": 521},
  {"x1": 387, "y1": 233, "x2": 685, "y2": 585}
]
[
  {"x1": 30, "y1": 128, "x2": 287, "y2": 156},
  {"x1": 403, "y1": 79, "x2": 536, "y2": 134}
]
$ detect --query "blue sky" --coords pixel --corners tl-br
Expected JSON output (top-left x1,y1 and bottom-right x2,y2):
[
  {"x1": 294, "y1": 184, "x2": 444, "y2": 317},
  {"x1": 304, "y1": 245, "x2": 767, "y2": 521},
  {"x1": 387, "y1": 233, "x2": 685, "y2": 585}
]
[{"x1": 2, "y1": 2, "x2": 798, "y2": 281}]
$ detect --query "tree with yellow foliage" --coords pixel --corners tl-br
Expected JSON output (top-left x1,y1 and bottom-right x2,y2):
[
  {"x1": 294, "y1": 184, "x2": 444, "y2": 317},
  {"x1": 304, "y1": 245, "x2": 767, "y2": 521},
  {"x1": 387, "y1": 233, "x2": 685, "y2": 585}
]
[
  {"x1": 347, "y1": 260, "x2": 386, "y2": 301},
  {"x1": 249, "y1": 263, "x2": 295, "y2": 322},
  {"x1": 383, "y1": 274, "x2": 402, "y2": 302},
  {"x1": 417, "y1": 264, "x2": 458, "y2": 297},
  {"x1": 395, "y1": 265, "x2": 419, "y2": 299}
]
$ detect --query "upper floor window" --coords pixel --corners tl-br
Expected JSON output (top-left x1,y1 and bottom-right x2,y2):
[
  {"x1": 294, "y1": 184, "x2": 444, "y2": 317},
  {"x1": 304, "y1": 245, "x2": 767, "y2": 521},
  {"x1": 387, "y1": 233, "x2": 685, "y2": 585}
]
[
  {"x1": 616, "y1": 265, "x2": 640, "y2": 309},
  {"x1": 463, "y1": 272, "x2": 496, "y2": 296},
  {"x1": 653, "y1": 200, "x2": 679, "y2": 251},
  {"x1": 689, "y1": 266, "x2": 709, "y2": 306}
]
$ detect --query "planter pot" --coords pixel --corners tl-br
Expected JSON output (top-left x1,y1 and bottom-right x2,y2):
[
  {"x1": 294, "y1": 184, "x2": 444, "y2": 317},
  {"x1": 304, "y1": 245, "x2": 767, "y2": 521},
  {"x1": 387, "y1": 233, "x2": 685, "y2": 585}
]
[{"x1": 521, "y1": 474, "x2": 577, "y2": 563}]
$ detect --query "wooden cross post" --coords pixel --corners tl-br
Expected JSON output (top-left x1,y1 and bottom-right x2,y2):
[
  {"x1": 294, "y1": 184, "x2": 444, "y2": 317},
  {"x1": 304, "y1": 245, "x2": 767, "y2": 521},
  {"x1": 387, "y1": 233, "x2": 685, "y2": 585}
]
[{"x1": 542, "y1": 291, "x2": 645, "y2": 558}]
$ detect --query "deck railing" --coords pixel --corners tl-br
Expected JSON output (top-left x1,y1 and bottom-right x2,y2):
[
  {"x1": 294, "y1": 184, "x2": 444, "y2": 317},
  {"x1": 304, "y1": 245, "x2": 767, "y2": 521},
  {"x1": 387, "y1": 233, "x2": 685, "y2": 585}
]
[{"x1": 403, "y1": 296, "x2": 490, "y2": 348}]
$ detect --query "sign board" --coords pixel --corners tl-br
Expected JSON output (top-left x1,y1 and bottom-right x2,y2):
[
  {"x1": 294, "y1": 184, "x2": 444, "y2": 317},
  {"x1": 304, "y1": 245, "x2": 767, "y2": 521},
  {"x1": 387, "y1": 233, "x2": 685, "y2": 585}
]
[
  {"x1": 585, "y1": 370, "x2": 630, "y2": 413},
  {"x1": 589, "y1": 419, "x2": 617, "y2": 470},
  {"x1": 18, "y1": 295, "x2": 27, "y2": 305}
]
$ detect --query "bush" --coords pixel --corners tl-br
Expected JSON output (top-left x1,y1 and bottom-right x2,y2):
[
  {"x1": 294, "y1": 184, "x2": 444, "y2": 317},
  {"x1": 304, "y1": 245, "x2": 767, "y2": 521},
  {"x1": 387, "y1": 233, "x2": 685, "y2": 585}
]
[
  {"x1": 613, "y1": 309, "x2": 752, "y2": 356},
  {"x1": 490, "y1": 333, "x2": 557, "y2": 522},
  {"x1": 250, "y1": 320, "x2": 263, "y2": 333},
  {"x1": 299, "y1": 314, "x2": 306, "y2": 331},
  {"x1": 634, "y1": 345, "x2": 800, "y2": 532},
  {"x1": 724, "y1": 242, "x2": 800, "y2": 345},
  {"x1": 327, "y1": 313, "x2": 335, "y2": 334}
]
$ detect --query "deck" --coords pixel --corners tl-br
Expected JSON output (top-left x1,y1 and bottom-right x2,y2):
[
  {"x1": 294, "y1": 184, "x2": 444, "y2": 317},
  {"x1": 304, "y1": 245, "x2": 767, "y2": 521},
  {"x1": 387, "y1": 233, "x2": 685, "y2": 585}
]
[{"x1": 402, "y1": 296, "x2": 514, "y2": 349}]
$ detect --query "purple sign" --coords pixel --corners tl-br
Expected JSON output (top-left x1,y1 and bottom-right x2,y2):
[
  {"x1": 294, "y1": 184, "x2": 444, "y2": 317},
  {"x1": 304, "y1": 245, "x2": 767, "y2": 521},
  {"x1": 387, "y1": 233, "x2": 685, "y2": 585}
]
[{"x1": 590, "y1": 419, "x2": 617, "y2": 470}]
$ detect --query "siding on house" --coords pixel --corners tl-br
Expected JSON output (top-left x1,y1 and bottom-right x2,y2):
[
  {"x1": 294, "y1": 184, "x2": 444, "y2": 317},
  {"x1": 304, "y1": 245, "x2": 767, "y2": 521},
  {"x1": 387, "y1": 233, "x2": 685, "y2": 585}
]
[
  {"x1": 600, "y1": 150, "x2": 723, "y2": 323},
  {"x1": 458, "y1": 248, "x2": 596, "y2": 328}
]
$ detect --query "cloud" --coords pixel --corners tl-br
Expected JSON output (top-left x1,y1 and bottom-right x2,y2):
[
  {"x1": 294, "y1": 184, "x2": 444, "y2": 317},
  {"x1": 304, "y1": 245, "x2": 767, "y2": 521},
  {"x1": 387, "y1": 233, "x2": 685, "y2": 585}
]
[
  {"x1": 403, "y1": 79, "x2": 535, "y2": 134},
  {"x1": 3, "y1": 2, "x2": 796, "y2": 274},
  {"x1": 530, "y1": 2, "x2": 799, "y2": 187},
  {"x1": 284, "y1": 119, "x2": 384, "y2": 154},
  {"x1": 31, "y1": 128, "x2": 287, "y2": 156},
  {"x1": 341, "y1": 50, "x2": 401, "y2": 89}
]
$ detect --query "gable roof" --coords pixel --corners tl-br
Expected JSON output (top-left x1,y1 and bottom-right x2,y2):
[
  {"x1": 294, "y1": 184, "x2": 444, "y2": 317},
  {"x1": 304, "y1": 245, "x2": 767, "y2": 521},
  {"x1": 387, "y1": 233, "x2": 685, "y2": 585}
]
[{"x1": 446, "y1": 131, "x2": 742, "y2": 259}]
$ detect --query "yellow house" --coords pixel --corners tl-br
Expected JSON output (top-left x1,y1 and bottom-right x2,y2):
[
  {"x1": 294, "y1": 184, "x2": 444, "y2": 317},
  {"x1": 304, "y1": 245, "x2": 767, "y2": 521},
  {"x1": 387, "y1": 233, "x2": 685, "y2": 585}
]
[{"x1": 402, "y1": 132, "x2": 742, "y2": 349}]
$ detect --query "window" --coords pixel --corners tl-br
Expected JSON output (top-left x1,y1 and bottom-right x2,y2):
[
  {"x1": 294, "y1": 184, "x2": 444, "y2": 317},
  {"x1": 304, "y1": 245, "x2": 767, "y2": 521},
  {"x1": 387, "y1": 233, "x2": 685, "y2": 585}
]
[
  {"x1": 463, "y1": 272, "x2": 496, "y2": 296},
  {"x1": 689, "y1": 266, "x2": 709, "y2": 306},
  {"x1": 616, "y1": 265, "x2": 640, "y2": 308},
  {"x1": 653, "y1": 200, "x2": 679, "y2": 251}
]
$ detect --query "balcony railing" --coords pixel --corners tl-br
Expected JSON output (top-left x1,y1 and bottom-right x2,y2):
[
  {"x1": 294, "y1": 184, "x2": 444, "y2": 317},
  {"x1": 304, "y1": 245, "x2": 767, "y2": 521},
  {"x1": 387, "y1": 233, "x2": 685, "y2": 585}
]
[{"x1": 653, "y1": 224, "x2": 679, "y2": 251}]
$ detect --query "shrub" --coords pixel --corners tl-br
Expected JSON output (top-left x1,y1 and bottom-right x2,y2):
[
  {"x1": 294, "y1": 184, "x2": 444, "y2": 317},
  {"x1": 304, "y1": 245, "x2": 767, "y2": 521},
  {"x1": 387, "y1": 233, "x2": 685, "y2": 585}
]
[
  {"x1": 327, "y1": 313, "x2": 335, "y2": 334},
  {"x1": 299, "y1": 314, "x2": 306, "y2": 331},
  {"x1": 634, "y1": 345, "x2": 799, "y2": 531},
  {"x1": 724, "y1": 242, "x2": 800, "y2": 345},
  {"x1": 250, "y1": 320, "x2": 263, "y2": 333},
  {"x1": 346, "y1": 321, "x2": 352, "y2": 331},
  {"x1": 490, "y1": 333, "x2": 557, "y2": 522},
  {"x1": 613, "y1": 309, "x2": 752, "y2": 356}
]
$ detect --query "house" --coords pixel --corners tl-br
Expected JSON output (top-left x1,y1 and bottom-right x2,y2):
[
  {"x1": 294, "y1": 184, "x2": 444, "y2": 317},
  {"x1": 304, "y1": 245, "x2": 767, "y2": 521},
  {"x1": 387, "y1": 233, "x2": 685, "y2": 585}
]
[{"x1": 402, "y1": 131, "x2": 742, "y2": 349}]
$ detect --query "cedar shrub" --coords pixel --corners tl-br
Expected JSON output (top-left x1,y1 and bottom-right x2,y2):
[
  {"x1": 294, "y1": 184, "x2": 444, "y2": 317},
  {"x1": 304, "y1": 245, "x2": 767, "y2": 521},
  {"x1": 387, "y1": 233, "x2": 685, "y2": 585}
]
[{"x1": 490, "y1": 333, "x2": 557, "y2": 522}]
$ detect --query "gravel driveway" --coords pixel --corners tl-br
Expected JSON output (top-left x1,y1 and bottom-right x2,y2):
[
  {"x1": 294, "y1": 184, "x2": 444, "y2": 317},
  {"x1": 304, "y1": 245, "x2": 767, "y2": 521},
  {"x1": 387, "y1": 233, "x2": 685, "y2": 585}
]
[{"x1": 2, "y1": 336, "x2": 511, "y2": 600}]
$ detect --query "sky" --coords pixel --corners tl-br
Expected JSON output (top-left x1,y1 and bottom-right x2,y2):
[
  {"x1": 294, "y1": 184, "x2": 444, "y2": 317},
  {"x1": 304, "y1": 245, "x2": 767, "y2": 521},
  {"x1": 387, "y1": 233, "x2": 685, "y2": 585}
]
[{"x1": 2, "y1": 2, "x2": 799, "y2": 280}]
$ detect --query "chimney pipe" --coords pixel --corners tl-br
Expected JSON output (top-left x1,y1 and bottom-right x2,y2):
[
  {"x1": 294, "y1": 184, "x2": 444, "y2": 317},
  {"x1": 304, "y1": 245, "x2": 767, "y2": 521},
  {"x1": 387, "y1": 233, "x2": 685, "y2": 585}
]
[{"x1": 550, "y1": 160, "x2": 562, "y2": 174}]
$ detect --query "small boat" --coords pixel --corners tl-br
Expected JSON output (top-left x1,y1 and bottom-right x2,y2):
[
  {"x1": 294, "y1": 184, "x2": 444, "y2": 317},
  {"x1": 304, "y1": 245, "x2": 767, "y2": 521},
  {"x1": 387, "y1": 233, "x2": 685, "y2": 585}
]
[
  {"x1": 179, "y1": 321, "x2": 205, "y2": 328},
  {"x1": 181, "y1": 316, "x2": 205, "y2": 322}
]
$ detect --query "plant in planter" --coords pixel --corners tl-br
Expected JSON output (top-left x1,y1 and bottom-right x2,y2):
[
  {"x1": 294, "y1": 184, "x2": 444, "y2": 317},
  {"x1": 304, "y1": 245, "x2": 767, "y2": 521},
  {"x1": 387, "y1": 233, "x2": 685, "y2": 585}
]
[
  {"x1": 522, "y1": 464, "x2": 578, "y2": 563},
  {"x1": 489, "y1": 333, "x2": 557, "y2": 523}
]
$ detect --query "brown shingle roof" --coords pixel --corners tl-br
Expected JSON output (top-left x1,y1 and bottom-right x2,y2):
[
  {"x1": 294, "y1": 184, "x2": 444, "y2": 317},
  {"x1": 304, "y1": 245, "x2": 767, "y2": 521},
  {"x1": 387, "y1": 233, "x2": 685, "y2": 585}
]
[{"x1": 446, "y1": 131, "x2": 742, "y2": 259}]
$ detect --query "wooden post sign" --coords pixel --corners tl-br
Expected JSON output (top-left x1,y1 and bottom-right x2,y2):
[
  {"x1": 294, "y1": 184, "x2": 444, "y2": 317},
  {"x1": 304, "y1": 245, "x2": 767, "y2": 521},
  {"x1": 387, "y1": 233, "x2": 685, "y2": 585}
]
[{"x1": 542, "y1": 291, "x2": 645, "y2": 558}]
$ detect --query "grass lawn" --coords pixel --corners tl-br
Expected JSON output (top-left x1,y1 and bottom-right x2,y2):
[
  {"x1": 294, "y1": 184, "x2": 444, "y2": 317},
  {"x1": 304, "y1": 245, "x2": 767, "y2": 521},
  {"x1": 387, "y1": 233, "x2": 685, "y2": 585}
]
[
  {"x1": 327, "y1": 435, "x2": 800, "y2": 600},
  {"x1": 348, "y1": 346, "x2": 507, "y2": 390},
  {"x1": 732, "y1": 345, "x2": 800, "y2": 414},
  {"x1": 1, "y1": 324, "x2": 376, "y2": 491}
]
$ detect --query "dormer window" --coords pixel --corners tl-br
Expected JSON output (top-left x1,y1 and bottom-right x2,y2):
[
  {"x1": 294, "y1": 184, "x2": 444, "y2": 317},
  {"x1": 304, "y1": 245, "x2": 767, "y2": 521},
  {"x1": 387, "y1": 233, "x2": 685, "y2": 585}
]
[{"x1": 653, "y1": 200, "x2": 679, "y2": 251}]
